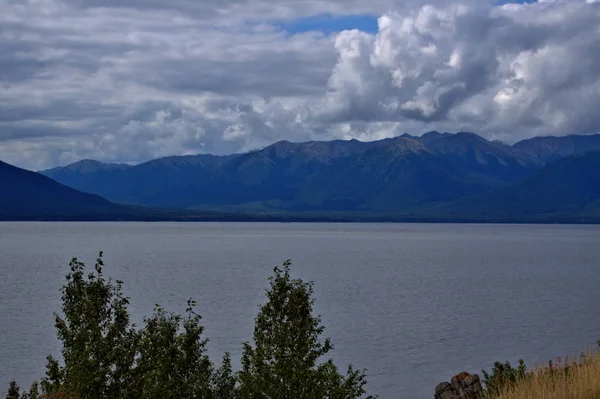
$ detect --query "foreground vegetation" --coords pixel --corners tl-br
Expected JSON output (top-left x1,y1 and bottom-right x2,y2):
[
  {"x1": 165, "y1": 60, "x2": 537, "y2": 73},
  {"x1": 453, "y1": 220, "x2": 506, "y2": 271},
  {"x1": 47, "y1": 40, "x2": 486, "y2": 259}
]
[
  {"x1": 5, "y1": 252, "x2": 599, "y2": 398},
  {"x1": 6, "y1": 253, "x2": 374, "y2": 399},
  {"x1": 480, "y1": 349, "x2": 600, "y2": 399}
]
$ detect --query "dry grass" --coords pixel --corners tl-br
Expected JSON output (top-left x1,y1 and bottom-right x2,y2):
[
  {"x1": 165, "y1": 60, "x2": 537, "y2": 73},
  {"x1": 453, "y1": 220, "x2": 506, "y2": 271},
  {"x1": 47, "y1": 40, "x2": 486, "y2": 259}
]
[{"x1": 493, "y1": 351, "x2": 600, "y2": 399}]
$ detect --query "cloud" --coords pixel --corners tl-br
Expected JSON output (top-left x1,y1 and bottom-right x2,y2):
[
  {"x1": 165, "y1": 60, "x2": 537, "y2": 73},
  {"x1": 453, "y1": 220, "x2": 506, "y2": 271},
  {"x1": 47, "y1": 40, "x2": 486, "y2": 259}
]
[
  {"x1": 0, "y1": 0, "x2": 599, "y2": 169},
  {"x1": 321, "y1": 1, "x2": 600, "y2": 138}
]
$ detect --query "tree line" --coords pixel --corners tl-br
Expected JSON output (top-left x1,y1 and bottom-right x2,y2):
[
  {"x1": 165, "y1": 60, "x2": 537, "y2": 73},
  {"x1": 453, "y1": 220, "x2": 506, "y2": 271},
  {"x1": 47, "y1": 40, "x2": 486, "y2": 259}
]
[{"x1": 6, "y1": 253, "x2": 376, "y2": 399}]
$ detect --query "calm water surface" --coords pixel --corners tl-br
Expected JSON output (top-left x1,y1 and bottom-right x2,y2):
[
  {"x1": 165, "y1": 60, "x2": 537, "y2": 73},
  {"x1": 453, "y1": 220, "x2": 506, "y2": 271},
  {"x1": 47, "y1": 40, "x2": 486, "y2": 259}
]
[{"x1": 1, "y1": 222, "x2": 599, "y2": 398}]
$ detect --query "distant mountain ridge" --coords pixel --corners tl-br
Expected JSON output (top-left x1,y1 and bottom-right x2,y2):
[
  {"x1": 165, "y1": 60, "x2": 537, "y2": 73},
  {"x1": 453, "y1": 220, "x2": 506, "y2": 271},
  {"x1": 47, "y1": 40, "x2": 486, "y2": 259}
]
[
  {"x1": 0, "y1": 160, "x2": 291, "y2": 221},
  {"x1": 4, "y1": 131, "x2": 600, "y2": 222},
  {"x1": 436, "y1": 150, "x2": 600, "y2": 221},
  {"x1": 44, "y1": 159, "x2": 132, "y2": 174},
  {"x1": 513, "y1": 134, "x2": 600, "y2": 163},
  {"x1": 39, "y1": 132, "x2": 600, "y2": 219},
  {"x1": 0, "y1": 160, "x2": 127, "y2": 220}
]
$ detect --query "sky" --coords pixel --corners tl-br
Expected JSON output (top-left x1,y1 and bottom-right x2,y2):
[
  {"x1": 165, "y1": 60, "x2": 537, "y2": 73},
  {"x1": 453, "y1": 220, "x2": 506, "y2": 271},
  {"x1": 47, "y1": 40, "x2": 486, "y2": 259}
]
[{"x1": 1, "y1": 0, "x2": 600, "y2": 169}]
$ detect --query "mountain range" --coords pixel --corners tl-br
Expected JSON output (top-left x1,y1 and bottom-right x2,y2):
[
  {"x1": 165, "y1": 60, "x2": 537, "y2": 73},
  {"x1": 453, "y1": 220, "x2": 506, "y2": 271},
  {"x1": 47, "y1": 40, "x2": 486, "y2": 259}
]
[
  {"x1": 3, "y1": 131, "x2": 600, "y2": 222},
  {"x1": 0, "y1": 160, "x2": 130, "y2": 220},
  {"x1": 0, "y1": 161, "x2": 275, "y2": 221}
]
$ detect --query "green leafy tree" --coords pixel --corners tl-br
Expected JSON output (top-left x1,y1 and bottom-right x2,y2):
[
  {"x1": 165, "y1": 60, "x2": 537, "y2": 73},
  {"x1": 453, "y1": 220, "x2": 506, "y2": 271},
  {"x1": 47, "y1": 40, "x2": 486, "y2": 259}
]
[
  {"x1": 133, "y1": 300, "x2": 214, "y2": 399},
  {"x1": 52, "y1": 252, "x2": 138, "y2": 398},
  {"x1": 6, "y1": 381, "x2": 20, "y2": 399},
  {"x1": 38, "y1": 355, "x2": 66, "y2": 397},
  {"x1": 7, "y1": 254, "x2": 378, "y2": 399},
  {"x1": 238, "y1": 260, "x2": 375, "y2": 399},
  {"x1": 19, "y1": 382, "x2": 39, "y2": 399},
  {"x1": 7, "y1": 252, "x2": 217, "y2": 399},
  {"x1": 212, "y1": 353, "x2": 238, "y2": 399}
]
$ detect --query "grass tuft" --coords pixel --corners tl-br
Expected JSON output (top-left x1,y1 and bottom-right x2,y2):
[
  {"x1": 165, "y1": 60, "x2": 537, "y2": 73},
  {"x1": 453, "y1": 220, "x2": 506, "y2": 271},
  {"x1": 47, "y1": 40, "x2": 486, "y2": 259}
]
[{"x1": 492, "y1": 350, "x2": 600, "y2": 399}]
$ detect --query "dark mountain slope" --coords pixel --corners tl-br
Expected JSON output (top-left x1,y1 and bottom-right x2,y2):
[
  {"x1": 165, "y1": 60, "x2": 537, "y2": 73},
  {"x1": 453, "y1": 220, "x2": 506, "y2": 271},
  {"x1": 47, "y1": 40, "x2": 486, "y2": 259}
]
[
  {"x1": 213, "y1": 139, "x2": 382, "y2": 205},
  {"x1": 43, "y1": 154, "x2": 235, "y2": 208},
  {"x1": 0, "y1": 160, "x2": 129, "y2": 220},
  {"x1": 16, "y1": 133, "x2": 600, "y2": 221},
  {"x1": 0, "y1": 160, "x2": 283, "y2": 221},
  {"x1": 39, "y1": 139, "x2": 384, "y2": 209},
  {"x1": 103, "y1": 154, "x2": 235, "y2": 208},
  {"x1": 41, "y1": 132, "x2": 546, "y2": 211},
  {"x1": 437, "y1": 150, "x2": 600, "y2": 219},
  {"x1": 513, "y1": 134, "x2": 600, "y2": 163},
  {"x1": 43, "y1": 159, "x2": 132, "y2": 199},
  {"x1": 411, "y1": 130, "x2": 452, "y2": 143},
  {"x1": 423, "y1": 132, "x2": 541, "y2": 184},
  {"x1": 44, "y1": 159, "x2": 131, "y2": 174},
  {"x1": 291, "y1": 137, "x2": 491, "y2": 211}
]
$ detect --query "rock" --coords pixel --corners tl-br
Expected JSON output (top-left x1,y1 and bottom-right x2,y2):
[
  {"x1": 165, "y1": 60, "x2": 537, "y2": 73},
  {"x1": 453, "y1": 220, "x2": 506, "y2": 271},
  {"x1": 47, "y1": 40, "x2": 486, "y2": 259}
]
[
  {"x1": 434, "y1": 372, "x2": 483, "y2": 399},
  {"x1": 434, "y1": 382, "x2": 456, "y2": 399}
]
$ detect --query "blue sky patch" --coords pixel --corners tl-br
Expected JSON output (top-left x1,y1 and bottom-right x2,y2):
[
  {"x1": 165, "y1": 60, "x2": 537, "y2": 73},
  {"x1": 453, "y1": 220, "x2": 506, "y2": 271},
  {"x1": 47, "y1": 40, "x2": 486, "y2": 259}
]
[{"x1": 277, "y1": 14, "x2": 379, "y2": 35}]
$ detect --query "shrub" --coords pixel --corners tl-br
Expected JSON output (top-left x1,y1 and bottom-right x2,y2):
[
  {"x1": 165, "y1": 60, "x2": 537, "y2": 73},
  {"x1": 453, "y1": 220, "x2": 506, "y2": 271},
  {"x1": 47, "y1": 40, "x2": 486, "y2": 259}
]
[{"x1": 481, "y1": 359, "x2": 528, "y2": 397}]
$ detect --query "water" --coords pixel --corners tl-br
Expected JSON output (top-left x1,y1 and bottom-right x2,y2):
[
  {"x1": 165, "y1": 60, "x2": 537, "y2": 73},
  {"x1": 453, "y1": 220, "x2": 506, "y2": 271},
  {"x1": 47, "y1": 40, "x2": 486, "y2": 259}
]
[{"x1": 1, "y1": 222, "x2": 599, "y2": 398}]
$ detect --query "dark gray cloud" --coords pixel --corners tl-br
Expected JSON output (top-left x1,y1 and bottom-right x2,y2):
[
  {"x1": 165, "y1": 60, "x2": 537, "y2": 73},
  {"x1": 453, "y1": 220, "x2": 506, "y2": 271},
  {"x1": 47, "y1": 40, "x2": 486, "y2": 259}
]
[
  {"x1": 0, "y1": 0, "x2": 599, "y2": 169},
  {"x1": 128, "y1": 42, "x2": 335, "y2": 97}
]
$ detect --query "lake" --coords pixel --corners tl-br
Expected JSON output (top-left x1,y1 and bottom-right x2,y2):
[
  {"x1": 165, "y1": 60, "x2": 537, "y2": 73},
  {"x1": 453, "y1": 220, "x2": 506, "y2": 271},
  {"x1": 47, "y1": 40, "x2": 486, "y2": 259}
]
[{"x1": 1, "y1": 222, "x2": 599, "y2": 398}]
